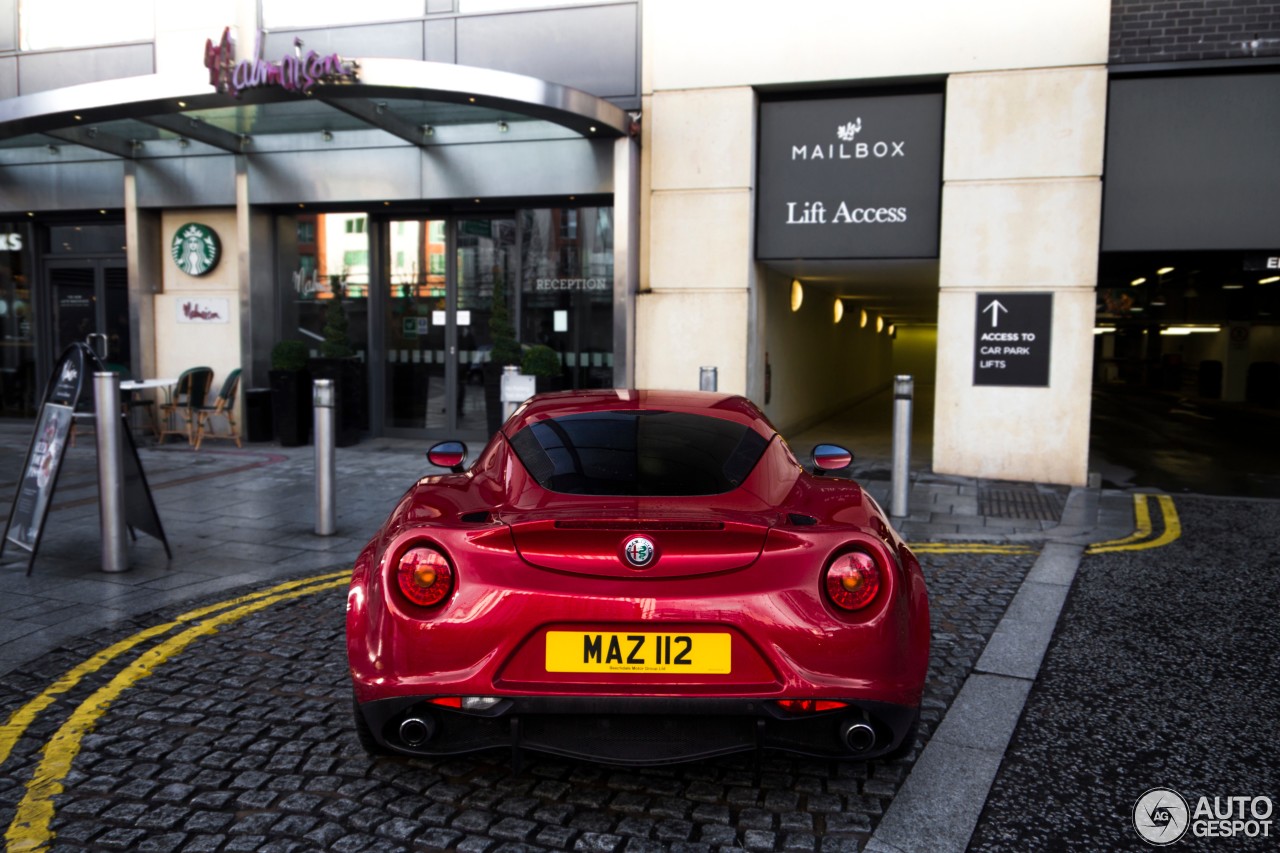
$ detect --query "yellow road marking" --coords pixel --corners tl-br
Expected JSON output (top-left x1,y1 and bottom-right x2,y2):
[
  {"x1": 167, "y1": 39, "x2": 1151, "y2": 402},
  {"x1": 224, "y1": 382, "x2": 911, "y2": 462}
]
[
  {"x1": 6, "y1": 576, "x2": 350, "y2": 853},
  {"x1": 0, "y1": 570, "x2": 349, "y2": 768},
  {"x1": 909, "y1": 543, "x2": 1038, "y2": 555},
  {"x1": 1085, "y1": 494, "x2": 1155, "y2": 551},
  {"x1": 1086, "y1": 494, "x2": 1180, "y2": 554}
]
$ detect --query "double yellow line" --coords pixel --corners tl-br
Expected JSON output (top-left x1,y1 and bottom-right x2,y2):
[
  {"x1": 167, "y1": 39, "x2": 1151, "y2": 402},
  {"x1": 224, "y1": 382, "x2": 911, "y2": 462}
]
[
  {"x1": 1086, "y1": 493, "x2": 1180, "y2": 554},
  {"x1": 2, "y1": 570, "x2": 350, "y2": 853}
]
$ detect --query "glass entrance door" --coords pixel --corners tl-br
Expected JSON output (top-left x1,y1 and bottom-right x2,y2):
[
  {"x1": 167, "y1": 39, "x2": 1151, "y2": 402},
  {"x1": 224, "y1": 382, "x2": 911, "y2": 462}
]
[
  {"x1": 47, "y1": 259, "x2": 130, "y2": 367},
  {"x1": 383, "y1": 217, "x2": 516, "y2": 437}
]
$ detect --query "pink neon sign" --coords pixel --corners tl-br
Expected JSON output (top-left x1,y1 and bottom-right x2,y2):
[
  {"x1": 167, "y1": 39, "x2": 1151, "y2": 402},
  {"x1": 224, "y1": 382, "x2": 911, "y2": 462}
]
[{"x1": 204, "y1": 28, "x2": 357, "y2": 99}]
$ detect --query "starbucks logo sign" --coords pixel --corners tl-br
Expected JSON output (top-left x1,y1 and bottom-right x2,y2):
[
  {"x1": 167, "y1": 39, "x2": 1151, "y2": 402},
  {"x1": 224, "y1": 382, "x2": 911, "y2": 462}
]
[{"x1": 171, "y1": 223, "x2": 221, "y2": 276}]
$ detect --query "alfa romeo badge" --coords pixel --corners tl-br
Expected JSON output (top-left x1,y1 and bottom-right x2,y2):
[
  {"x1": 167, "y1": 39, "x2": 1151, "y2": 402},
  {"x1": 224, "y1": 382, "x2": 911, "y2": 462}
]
[{"x1": 622, "y1": 535, "x2": 656, "y2": 568}]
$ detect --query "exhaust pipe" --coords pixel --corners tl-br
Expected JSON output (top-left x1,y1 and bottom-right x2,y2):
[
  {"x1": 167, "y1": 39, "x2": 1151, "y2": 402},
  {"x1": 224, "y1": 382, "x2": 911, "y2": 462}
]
[
  {"x1": 399, "y1": 716, "x2": 435, "y2": 747},
  {"x1": 841, "y1": 720, "x2": 876, "y2": 753}
]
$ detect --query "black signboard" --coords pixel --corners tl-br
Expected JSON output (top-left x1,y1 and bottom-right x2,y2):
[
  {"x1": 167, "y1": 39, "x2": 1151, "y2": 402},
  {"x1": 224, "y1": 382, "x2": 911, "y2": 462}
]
[
  {"x1": 757, "y1": 92, "x2": 944, "y2": 260},
  {"x1": 4, "y1": 403, "x2": 74, "y2": 557},
  {"x1": 1244, "y1": 255, "x2": 1280, "y2": 272},
  {"x1": 973, "y1": 293, "x2": 1053, "y2": 387},
  {"x1": 2, "y1": 343, "x2": 170, "y2": 573}
]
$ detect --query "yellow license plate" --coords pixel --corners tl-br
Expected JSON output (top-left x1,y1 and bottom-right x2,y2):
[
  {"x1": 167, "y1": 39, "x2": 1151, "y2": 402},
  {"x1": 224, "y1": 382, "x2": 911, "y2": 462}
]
[{"x1": 545, "y1": 631, "x2": 731, "y2": 674}]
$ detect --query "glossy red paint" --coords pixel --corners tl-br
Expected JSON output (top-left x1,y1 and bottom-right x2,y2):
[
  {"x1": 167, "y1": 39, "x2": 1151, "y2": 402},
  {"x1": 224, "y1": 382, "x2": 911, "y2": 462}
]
[{"x1": 347, "y1": 390, "x2": 930, "y2": 763}]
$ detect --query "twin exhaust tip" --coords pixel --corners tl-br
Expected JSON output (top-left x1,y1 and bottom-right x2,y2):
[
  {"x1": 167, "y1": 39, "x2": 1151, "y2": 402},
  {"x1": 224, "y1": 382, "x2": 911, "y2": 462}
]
[
  {"x1": 399, "y1": 716, "x2": 435, "y2": 746},
  {"x1": 841, "y1": 720, "x2": 877, "y2": 753}
]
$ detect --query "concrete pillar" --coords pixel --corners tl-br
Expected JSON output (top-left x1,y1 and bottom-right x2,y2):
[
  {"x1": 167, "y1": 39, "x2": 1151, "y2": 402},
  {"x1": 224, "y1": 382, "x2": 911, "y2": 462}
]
[{"x1": 933, "y1": 67, "x2": 1108, "y2": 486}]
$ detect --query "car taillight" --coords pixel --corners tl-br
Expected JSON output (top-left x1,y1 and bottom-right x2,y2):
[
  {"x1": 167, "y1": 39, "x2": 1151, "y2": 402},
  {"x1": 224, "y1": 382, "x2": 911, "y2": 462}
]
[
  {"x1": 397, "y1": 546, "x2": 454, "y2": 607},
  {"x1": 824, "y1": 551, "x2": 880, "y2": 611},
  {"x1": 777, "y1": 699, "x2": 849, "y2": 714}
]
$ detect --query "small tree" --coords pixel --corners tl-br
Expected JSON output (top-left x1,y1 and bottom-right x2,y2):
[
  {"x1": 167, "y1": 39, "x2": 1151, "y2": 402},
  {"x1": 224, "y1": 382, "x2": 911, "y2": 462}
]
[
  {"x1": 521, "y1": 344, "x2": 561, "y2": 379},
  {"x1": 488, "y1": 268, "x2": 521, "y2": 366},
  {"x1": 320, "y1": 297, "x2": 355, "y2": 358}
]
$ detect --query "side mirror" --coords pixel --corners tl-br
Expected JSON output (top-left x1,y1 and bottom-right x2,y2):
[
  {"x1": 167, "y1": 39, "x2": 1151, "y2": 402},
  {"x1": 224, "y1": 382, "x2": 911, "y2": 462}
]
[
  {"x1": 811, "y1": 443, "x2": 853, "y2": 474},
  {"x1": 427, "y1": 441, "x2": 468, "y2": 473}
]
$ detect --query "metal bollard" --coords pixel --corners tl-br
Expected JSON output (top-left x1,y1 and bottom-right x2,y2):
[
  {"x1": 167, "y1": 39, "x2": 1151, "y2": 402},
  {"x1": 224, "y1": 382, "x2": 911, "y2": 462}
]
[
  {"x1": 314, "y1": 378, "x2": 336, "y2": 536},
  {"x1": 890, "y1": 375, "x2": 913, "y2": 518},
  {"x1": 502, "y1": 365, "x2": 520, "y2": 421},
  {"x1": 94, "y1": 372, "x2": 128, "y2": 572},
  {"x1": 699, "y1": 367, "x2": 718, "y2": 392}
]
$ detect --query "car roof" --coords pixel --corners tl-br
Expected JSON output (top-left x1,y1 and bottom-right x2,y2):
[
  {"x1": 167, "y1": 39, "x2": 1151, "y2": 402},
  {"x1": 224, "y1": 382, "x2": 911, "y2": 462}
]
[{"x1": 502, "y1": 389, "x2": 777, "y2": 437}]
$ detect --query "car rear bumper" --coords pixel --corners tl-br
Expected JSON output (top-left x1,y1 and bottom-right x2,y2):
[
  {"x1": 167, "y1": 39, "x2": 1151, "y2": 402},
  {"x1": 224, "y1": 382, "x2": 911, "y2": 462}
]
[{"x1": 356, "y1": 694, "x2": 920, "y2": 765}]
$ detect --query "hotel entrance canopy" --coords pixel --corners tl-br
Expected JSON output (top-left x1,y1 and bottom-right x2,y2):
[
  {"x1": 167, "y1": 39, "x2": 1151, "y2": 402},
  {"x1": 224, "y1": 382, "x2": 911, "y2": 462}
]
[
  {"x1": 0, "y1": 55, "x2": 636, "y2": 212},
  {"x1": 0, "y1": 57, "x2": 631, "y2": 156}
]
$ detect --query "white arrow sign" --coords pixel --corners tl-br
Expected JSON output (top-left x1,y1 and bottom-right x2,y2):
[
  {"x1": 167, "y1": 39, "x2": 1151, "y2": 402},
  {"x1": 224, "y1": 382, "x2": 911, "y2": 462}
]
[{"x1": 983, "y1": 299, "x2": 1007, "y2": 328}]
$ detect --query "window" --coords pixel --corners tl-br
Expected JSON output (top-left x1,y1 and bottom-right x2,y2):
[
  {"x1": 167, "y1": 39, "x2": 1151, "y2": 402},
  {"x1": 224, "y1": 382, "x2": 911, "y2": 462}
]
[{"x1": 509, "y1": 411, "x2": 770, "y2": 496}]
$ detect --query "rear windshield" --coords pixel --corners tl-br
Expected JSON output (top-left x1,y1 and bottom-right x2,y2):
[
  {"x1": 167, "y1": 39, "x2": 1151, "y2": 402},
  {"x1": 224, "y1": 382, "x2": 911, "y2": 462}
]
[{"x1": 509, "y1": 411, "x2": 770, "y2": 496}]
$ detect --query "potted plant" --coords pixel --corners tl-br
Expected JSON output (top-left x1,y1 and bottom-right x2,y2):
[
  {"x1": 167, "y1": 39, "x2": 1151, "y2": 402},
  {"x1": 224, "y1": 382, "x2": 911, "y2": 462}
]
[
  {"x1": 484, "y1": 269, "x2": 522, "y2": 434},
  {"x1": 309, "y1": 295, "x2": 364, "y2": 447},
  {"x1": 268, "y1": 340, "x2": 311, "y2": 447},
  {"x1": 521, "y1": 344, "x2": 565, "y2": 392}
]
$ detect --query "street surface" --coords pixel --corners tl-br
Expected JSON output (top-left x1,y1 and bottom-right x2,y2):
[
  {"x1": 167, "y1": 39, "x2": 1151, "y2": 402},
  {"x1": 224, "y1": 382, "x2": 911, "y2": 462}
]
[
  {"x1": 969, "y1": 495, "x2": 1280, "y2": 851},
  {"x1": 0, "y1": 552, "x2": 1035, "y2": 852}
]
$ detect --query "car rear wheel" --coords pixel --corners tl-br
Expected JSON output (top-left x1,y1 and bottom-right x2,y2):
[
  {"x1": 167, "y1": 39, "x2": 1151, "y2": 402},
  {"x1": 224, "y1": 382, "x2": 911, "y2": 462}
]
[{"x1": 352, "y1": 697, "x2": 389, "y2": 756}]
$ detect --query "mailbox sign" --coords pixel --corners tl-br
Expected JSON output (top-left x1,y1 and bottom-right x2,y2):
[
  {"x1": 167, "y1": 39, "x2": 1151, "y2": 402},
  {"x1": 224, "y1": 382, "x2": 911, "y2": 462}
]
[{"x1": 757, "y1": 92, "x2": 944, "y2": 260}]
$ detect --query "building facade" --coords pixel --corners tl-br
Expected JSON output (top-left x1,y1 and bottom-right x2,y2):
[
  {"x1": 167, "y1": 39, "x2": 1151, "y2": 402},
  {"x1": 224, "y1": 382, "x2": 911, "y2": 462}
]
[{"x1": 3, "y1": 1, "x2": 1278, "y2": 485}]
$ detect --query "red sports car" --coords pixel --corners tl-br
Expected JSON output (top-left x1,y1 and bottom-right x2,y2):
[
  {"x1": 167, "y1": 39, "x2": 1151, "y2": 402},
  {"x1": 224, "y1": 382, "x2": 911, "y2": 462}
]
[{"x1": 347, "y1": 390, "x2": 929, "y2": 765}]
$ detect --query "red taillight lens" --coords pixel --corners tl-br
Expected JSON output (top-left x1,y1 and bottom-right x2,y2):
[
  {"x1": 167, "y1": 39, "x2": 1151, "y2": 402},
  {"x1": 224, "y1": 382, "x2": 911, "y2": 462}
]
[
  {"x1": 824, "y1": 551, "x2": 881, "y2": 611},
  {"x1": 777, "y1": 699, "x2": 849, "y2": 714},
  {"x1": 396, "y1": 546, "x2": 454, "y2": 607}
]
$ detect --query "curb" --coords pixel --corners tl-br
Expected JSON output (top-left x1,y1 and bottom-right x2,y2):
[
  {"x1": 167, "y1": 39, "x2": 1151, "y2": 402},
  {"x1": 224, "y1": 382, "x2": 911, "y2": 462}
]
[{"x1": 865, "y1": 486, "x2": 1098, "y2": 852}]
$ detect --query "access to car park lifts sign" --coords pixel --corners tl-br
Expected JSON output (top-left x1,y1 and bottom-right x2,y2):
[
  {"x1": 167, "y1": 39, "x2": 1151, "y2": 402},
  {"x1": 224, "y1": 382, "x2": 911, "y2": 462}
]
[
  {"x1": 756, "y1": 92, "x2": 943, "y2": 260},
  {"x1": 973, "y1": 292, "x2": 1053, "y2": 387}
]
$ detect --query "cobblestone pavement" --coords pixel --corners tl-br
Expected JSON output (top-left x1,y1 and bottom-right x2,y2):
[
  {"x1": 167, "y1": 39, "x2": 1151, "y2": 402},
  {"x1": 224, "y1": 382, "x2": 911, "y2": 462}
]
[{"x1": 0, "y1": 550, "x2": 1035, "y2": 853}]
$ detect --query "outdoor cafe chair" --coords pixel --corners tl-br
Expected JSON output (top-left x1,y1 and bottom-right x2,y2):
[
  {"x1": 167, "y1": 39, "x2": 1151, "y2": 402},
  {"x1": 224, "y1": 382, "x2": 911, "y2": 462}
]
[
  {"x1": 158, "y1": 366, "x2": 213, "y2": 445},
  {"x1": 194, "y1": 368, "x2": 243, "y2": 449}
]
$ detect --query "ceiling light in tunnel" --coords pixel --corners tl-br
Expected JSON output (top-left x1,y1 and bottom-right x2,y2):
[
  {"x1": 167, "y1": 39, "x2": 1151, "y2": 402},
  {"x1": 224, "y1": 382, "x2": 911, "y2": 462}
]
[
  {"x1": 833, "y1": 299, "x2": 844, "y2": 324},
  {"x1": 1130, "y1": 277, "x2": 1146, "y2": 286},
  {"x1": 860, "y1": 308, "x2": 868, "y2": 328},
  {"x1": 1157, "y1": 267, "x2": 1174, "y2": 275},
  {"x1": 790, "y1": 280, "x2": 803, "y2": 312},
  {"x1": 876, "y1": 315, "x2": 884, "y2": 333},
  {"x1": 1260, "y1": 276, "x2": 1279, "y2": 285},
  {"x1": 888, "y1": 324, "x2": 895, "y2": 337}
]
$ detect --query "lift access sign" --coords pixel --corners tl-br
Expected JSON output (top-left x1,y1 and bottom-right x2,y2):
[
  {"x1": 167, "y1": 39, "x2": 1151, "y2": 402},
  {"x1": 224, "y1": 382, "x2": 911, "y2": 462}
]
[{"x1": 973, "y1": 292, "x2": 1053, "y2": 387}]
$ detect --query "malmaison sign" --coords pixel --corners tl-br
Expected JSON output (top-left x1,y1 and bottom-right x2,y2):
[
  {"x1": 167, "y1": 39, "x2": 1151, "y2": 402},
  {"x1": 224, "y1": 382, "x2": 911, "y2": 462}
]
[{"x1": 756, "y1": 92, "x2": 943, "y2": 260}]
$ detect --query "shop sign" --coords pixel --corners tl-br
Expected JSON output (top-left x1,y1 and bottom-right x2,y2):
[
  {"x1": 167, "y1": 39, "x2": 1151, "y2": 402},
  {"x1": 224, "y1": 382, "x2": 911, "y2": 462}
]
[
  {"x1": 534, "y1": 278, "x2": 610, "y2": 292},
  {"x1": 171, "y1": 223, "x2": 221, "y2": 277},
  {"x1": 757, "y1": 92, "x2": 943, "y2": 260},
  {"x1": 973, "y1": 293, "x2": 1053, "y2": 387},
  {"x1": 1, "y1": 232, "x2": 22, "y2": 251},
  {"x1": 1243, "y1": 256, "x2": 1280, "y2": 271},
  {"x1": 205, "y1": 27, "x2": 357, "y2": 99},
  {"x1": 177, "y1": 298, "x2": 230, "y2": 324}
]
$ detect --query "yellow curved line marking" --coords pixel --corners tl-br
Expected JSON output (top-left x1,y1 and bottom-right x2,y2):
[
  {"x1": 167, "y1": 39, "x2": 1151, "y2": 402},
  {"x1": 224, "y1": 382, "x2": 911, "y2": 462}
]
[
  {"x1": 1086, "y1": 494, "x2": 1155, "y2": 551},
  {"x1": 6, "y1": 576, "x2": 350, "y2": 853},
  {"x1": 1087, "y1": 494, "x2": 1180, "y2": 554},
  {"x1": 0, "y1": 570, "x2": 349, "y2": 768}
]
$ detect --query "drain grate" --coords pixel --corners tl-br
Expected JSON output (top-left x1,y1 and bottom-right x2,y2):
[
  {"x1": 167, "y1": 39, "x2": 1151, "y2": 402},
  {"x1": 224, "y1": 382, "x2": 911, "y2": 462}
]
[{"x1": 978, "y1": 486, "x2": 1065, "y2": 521}]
